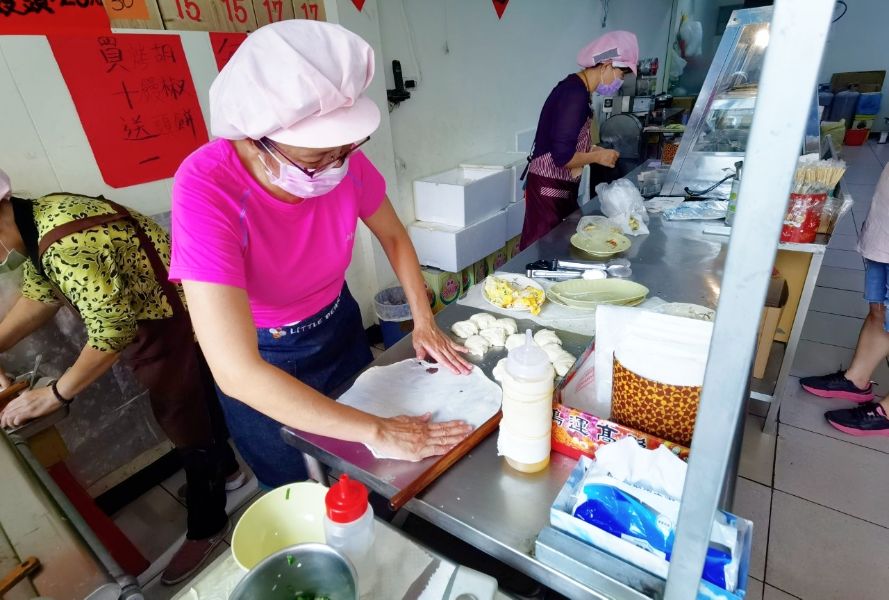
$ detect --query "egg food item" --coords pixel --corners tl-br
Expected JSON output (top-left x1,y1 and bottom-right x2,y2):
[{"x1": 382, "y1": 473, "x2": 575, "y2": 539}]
[{"x1": 484, "y1": 276, "x2": 545, "y2": 315}]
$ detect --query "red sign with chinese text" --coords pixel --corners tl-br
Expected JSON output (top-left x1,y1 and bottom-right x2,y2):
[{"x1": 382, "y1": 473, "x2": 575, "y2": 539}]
[
  {"x1": 0, "y1": 0, "x2": 110, "y2": 34},
  {"x1": 49, "y1": 34, "x2": 209, "y2": 189},
  {"x1": 209, "y1": 31, "x2": 247, "y2": 72}
]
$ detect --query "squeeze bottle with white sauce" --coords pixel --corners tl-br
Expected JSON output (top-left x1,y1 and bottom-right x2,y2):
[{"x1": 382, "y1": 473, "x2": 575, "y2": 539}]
[
  {"x1": 324, "y1": 474, "x2": 375, "y2": 594},
  {"x1": 497, "y1": 329, "x2": 554, "y2": 473}
]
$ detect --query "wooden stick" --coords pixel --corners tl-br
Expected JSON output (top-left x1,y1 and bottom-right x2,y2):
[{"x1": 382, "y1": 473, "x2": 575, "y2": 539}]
[
  {"x1": 0, "y1": 381, "x2": 30, "y2": 412},
  {"x1": 389, "y1": 411, "x2": 504, "y2": 511},
  {"x1": 0, "y1": 556, "x2": 40, "y2": 595}
]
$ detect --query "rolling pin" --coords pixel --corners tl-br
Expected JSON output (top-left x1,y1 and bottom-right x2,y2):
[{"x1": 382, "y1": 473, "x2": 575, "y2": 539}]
[
  {"x1": 0, "y1": 381, "x2": 30, "y2": 412},
  {"x1": 0, "y1": 556, "x2": 40, "y2": 595}
]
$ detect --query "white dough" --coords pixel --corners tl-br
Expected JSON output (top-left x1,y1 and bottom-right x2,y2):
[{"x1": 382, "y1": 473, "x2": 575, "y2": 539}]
[
  {"x1": 451, "y1": 320, "x2": 478, "y2": 338},
  {"x1": 553, "y1": 352, "x2": 577, "y2": 377},
  {"x1": 505, "y1": 333, "x2": 526, "y2": 351},
  {"x1": 495, "y1": 318, "x2": 518, "y2": 335},
  {"x1": 464, "y1": 334, "x2": 491, "y2": 357},
  {"x1": 480, "y1": 327, "x2": 508, "y2": 347},
  {"x1": 469, "y1": 313, "x2": 498, "y2": 329},
  {"x1": 534, "y1": 329, "x2": 562, "y2": 347},
  {"x1": 492, "y1": 358, "x2": 508, "y2": 382},
  {"x1": 540, "y1": 343, "x2": 565, "y2": 362}
]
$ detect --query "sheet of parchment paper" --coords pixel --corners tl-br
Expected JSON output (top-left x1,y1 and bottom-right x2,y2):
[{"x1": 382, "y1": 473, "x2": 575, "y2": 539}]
[{"x1": 338, "y1": 359, "x2": 502, "y2": 460}]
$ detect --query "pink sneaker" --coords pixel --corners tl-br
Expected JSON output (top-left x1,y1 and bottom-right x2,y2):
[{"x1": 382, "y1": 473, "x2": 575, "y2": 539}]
[{"x1": 160, "y1": 520, "x2": 230, "y2": 586}]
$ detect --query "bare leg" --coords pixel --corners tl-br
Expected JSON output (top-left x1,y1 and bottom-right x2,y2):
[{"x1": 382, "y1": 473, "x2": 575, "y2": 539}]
[{"x1": 844, "y1": 303, "x2": 889, "y2": 389}]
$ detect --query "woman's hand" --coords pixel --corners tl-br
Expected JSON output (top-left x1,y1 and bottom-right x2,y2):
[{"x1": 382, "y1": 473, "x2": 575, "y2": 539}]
[
  {"x1": 0, "y1": 386, "x2": 61, "y2": 429},
  {"x1": 412, "y1": 321, "x2": 472, "y2": 375},
  {"x1": 371, "y1": 413, "x2": 473, "y2": 460},
  {"x1": 0, "y1": 369, "x2": 12, "y2": 391},
  {"x1": 591, "y1": 148, "x2": 620, "y2": 168}
]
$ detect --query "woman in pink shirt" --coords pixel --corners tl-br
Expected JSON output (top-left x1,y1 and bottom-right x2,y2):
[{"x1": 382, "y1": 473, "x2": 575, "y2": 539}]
[{"x1": 170, "y1": 21, "x2": 471, "y2": 487}]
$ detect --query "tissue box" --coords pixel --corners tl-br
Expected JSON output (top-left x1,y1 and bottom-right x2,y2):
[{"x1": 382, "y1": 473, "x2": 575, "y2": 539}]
[
  {"x1": 506, "y1": 198, "x2": 526, "y2": 238},
  {"x1": 506, "y1": 235, "x2": 522, "y2": 259},
  {"x1": 552, "y1": 404, "x2": 690, "y2": 462},
  {"x1": 484, "y1": 246, "x2": 509, "y2": 274},
  {"x1": 421, "y1": 268, "x2": 462, "y2": 314},
  {"x1": 460, "y1": 152, "x2": 527, "y2": 203},
  {"x1": 414, "y1": 167, "x2": 512, "y2": 227},
  {"x1": 472, "y1": 258, "x2": 490, "y2": 285},
  {"x1": 550, "y1": 457, "x2": 753, "y2": 600},
  {"x1": 409, "y1": 210, "x2": 508, "y2": 272},
  {"x1": 460, "y1": 266, "x2": 475, "y2": 299}
]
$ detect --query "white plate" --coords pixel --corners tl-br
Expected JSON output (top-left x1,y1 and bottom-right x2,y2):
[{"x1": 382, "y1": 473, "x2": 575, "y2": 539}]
[
  {"x1": 652, "y1": 302, "x2": 715, "y2": 321},
  {"x1": 482, "y1": 273, "x2": 545, "y2": 312}
]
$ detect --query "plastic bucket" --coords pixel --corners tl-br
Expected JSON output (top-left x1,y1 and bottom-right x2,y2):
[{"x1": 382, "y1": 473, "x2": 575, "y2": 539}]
[
  {"x1": 781, "y1": 193, "x2": 826, "y2": 244},
  {"x1": 374, "y1": 286, "x2": 413, "y2": 349}
]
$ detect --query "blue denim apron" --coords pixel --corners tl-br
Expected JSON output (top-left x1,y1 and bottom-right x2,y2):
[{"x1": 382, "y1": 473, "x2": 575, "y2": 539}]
[{"x1": 216, "y1": 284, "x2": 373, "y2": 487}]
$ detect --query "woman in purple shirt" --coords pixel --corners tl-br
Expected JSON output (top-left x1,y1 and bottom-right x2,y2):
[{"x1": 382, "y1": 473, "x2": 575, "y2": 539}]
[{"x1": 520, "y1": 31, "x2": 639, "y2": 249}]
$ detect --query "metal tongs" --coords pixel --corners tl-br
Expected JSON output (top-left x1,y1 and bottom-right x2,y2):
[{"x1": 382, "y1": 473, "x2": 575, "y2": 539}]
[{"x1": 526, "y1": 258, "x2": 632, "y2": 280}]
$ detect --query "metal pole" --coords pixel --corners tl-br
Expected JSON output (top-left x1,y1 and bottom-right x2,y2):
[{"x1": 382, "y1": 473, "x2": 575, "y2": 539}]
[{"x1": 664, "y1": 1, "x2": 835, "y2": 598}]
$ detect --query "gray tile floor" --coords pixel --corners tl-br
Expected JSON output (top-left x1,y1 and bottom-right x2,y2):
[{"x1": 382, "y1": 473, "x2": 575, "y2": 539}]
[
  {"x1": 124, "y1": 143, "x2": 889, "y2": 598},
  {"x1": 733, "y1": 141, "x2": 889, "y2": 600}
]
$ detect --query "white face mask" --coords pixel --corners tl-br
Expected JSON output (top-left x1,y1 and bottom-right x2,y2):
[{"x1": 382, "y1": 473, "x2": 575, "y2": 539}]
[
  {"x1": 0, "y1": 239, "x2": 26, "y2": 274},
  {"x1": 258, "y1": 141, "x2": 349, "y2": 198}
]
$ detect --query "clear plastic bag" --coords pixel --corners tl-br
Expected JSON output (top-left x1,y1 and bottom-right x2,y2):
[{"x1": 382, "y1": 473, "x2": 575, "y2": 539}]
[
  {"x1": 662, "y1": 200, "x2": 728, "y2": 221},
  {"x1": 596, "y1": 179, "x2": 650, "y2": 236}
]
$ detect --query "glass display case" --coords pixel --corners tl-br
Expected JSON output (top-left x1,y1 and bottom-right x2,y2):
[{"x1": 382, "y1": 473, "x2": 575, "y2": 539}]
[{"x1": 662, "y1": 6, "x2": 818, "y2": 198}]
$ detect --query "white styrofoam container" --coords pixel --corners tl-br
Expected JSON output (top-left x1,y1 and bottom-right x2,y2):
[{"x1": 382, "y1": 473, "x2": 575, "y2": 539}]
[
  {"x1": 413, "y1": 167, "x2": 512, "y2": 228},
  {"x1": 409, "y1": 210, "x2": 508, "y2": 272},
  {"x1": 506, "y1": 198, "x2": 526, "y2": 238},
  {"x1": 460, "y1": 152, "x2": 528, "y2": 203}
]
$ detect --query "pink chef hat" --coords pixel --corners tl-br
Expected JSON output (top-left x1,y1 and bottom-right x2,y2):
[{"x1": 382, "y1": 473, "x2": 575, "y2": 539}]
[
  {"x1": 577, "y1": 31, "x2": 639, "y2": 75},
  {"x1": 0, "y1": 169, "x2": 10, "y2": 200},
  {"x1": 210, "y1": 21, "x2": 381, "y2": 148}
]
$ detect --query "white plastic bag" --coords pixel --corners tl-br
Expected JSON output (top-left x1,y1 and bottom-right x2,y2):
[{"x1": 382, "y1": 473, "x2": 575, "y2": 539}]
[{"x1": 596, "y1": 179, "x2": 650, "y2": 236}]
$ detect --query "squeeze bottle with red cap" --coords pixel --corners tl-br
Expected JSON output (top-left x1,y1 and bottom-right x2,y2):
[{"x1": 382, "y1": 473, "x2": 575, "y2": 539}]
[{"x1": 324, "y1": 474, "x2": 375, "y2": 592}]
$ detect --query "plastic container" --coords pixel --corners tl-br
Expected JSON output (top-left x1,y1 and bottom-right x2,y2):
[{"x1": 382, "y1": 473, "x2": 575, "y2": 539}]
[
  {"x1": 498, "y1": 330, "x2": 554, "y2": 473},
  {"x1": 373, "y1": 287, "x2": 413, "y2": 349},
  {"x1": 781, "y1": 193, "x2": 826, "y2": 243},
  {"x1": 857, "y1": 92, "x2": 882, "y2": 116},
  {"x1": 818, "y1": 90, "x2": 834, "y2": 119},
  {"x1": 844, "y1": 127, "x2": 870, "y2": 146},
  {"x1": 828, "y1": 87, "x2": 861, "y2": 125},
  {"x1": 324, "y1": 474, "x2": 375, "y2": 595}
]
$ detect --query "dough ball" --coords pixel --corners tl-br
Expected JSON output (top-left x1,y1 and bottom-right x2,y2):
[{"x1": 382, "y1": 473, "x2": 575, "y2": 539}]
[
  {"x1": 553, "y1": 352, "x2": 577, "y2": 377},
  {"x1": 505, "y1": 333, "x2": 526, "y2": 351},
  {"x1": 469, "y1": 313, "x2": 498, "y2": 329},
  {"x1": 495, "y1": 318, "x2": 518, "y2": 335},
  {"x1": 451, "y1": 320, "x2": 478, "y2": 338},
  {"x1": 480, "y1": 327, "x2": 507, "y2": 348},
  {"x1": 492, "y1": 358, "x2": 508, "y2": 382},
  {"x1": 534, "y1": 329, "x2": 562, "y2": 347},
  {"x1": 464, "y1": 334, "x2": 491, "y2": 357},
  {"x1": 540, "y1": 343, "x2": 564, "y2": 363}
]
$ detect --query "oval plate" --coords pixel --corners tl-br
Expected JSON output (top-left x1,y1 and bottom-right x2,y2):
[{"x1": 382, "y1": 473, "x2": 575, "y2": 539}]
[
  {"x1": 482, "y1": 273, "x2": 546, "y2": 313},
  {"x1": 549, "y1": 278, "x2": 649, "y2": 309},
  {"x1": 570, "y1": 231, "x2": 632, "y2": 257}
]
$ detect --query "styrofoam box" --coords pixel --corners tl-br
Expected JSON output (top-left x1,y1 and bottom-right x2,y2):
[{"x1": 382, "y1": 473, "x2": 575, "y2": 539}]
[
  {"x1": 413, "y1": 167, "x2": 512, "y2": 228},
  {"x1": 506, "y1": 198, "x2": 526, "y2": 238},
  {"x1": 409, "y1": 210, "x2": 508, "y2": 272},
  {"x1": 460, "y1": 152, "x2": 528, "y2": 203}
]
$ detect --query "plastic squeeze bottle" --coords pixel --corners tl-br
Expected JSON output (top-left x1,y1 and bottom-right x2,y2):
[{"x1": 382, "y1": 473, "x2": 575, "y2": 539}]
[
  {"x1": 324, "y1": 474, "x2": 375, "y2": 594},
  {"x1": 498, "y1": 330, "x2": 554, "y2": 473}
]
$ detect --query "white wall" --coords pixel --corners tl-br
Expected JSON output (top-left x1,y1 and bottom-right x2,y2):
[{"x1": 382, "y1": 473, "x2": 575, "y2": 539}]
[
  {"x1": 819, "y1": 0, "x2": 889, "y2": 129},
  {"x1": 375, "y1": 0, "x2": 675, "y2": 223}
]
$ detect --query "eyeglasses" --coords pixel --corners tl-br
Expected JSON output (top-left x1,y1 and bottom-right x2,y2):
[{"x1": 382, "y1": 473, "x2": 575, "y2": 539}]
[{"x1": 259, "y1": 137, "x2": 371, "y2": 178}]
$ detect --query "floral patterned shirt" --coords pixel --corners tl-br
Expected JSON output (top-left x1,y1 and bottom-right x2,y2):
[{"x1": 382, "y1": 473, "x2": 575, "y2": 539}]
[{"x1": 20, "y1": 194, "x2": 185, "y2": 352}]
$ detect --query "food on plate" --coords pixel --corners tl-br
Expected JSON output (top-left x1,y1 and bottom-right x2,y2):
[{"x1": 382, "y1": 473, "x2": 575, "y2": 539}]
[
  {"x1": 540, "y1": 343, "x2": 565, "y2": 363},
  {"x1": 505, "y1": 333, "x2": 526, "y2": 351},
  {"x1": 495, "y1": 317, "x2": 518, "y2": 335},
  {"x1": 492, "y1": 358, "x2": 508, "y2": 382},
  {"x1": 534, "y1": 329, "x2": 562, "y2": 347},
  {"x1": 483, "y1": 276, "x2": 545, "y2": 315},
  {"x1": 469, "y1": 312, "x2": 498, "y2": 329},
  {"x1": 451, "y1": 320, "x2": 479, "y2": 338},
  {"x1": 552, "y1": 351, "x2": 576, "y2": 377},
  {"x1": 464, "y1": 334, "x2": 491, "y2": 357},
  {"x1": 479, "y1": 327, "x2": 507, "y2": 348}
]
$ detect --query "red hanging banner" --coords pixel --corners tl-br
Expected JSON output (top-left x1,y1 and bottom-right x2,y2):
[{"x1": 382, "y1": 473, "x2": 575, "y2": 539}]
[
  {"x1": 48, "y1": 34, "x2": 209, "y2": 189},
  {"x1": 351, "y1": 0, "x2": 365, "y2": 11},
  {"x1": 209, "y1": 32, "x2": 247, "y2": 72},
  {"x1": 0, "y1": 0, "x2": 111, "y2": 34},
  {"x1": 492, "y1": 0, "x2": 509, "y2": 19}
]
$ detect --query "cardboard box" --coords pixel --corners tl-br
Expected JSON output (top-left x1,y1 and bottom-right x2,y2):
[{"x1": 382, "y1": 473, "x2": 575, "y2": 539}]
[
  {"x1": 413, "y1": 167, "x2": 512, "y2": 227},
  {"x1": 409, "y1": 210, "x2": 508, "y2": 272},
  {"x1": 485, "y1": 246, "x2": 509, "y2": 274},
  {"x1": 460, "y1": 266, "x2": 475, "y2": 298},
  {"x1": 421, "y1": 268, "x2": 462, "y2": 314},
  {"x1": 506, "y1": 235, "x2": 522, "y2": 259},
  {"x1": 830, "y1": 70, "x2": 886, "y2": 93},
  {"x1": 472, "y1": 258, "x2": 490, "y2": 285},
  {"x1": 506, "y1": 198, "x2": 526, "y2": 238},
  {"x1": 460, "y1": 151, "x2": 528, "y2": 203}
]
